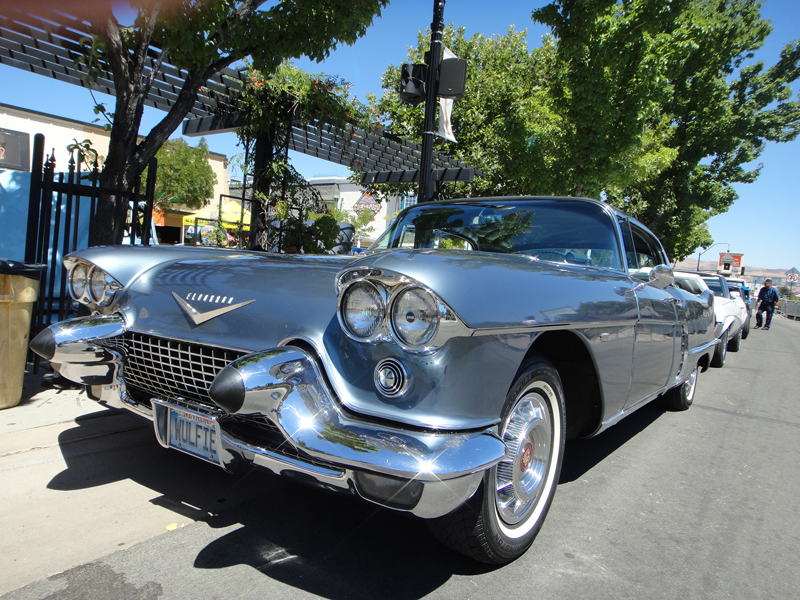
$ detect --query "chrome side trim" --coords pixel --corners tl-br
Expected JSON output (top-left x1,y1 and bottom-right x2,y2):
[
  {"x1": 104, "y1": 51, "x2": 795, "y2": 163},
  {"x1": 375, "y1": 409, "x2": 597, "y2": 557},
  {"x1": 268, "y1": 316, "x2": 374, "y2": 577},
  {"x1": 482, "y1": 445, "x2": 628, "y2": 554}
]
[
  {"x1": 597, "y1": 389, "x2": 664, "y2": 434},
  {"x1": 688, "y1": 337, "x2": 720, "y2": 355}
]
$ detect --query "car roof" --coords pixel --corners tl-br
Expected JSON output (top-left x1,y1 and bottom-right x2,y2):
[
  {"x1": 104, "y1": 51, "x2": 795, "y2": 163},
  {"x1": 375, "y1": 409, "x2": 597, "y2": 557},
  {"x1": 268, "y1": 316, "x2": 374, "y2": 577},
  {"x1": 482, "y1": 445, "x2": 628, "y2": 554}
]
[
  {"x1": 673, "y1": 271, "x2": 705, "y2": 280},
  {"x1": 421, "y1": 195, "x2": 632, "y2": 219}
]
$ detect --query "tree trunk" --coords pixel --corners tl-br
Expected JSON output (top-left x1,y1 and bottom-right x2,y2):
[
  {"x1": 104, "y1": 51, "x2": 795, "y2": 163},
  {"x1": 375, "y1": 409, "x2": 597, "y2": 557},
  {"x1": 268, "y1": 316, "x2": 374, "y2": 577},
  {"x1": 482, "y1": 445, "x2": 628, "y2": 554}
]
[
  {"x1": 87, "y1": 5, "x2": 233, "y2": 246},
  {"x1": 248, "y1": 133, "x2": 276, "y2": 249},
  {"x1": 571, "y1": 184, "x2": 586, "y2": 197}
]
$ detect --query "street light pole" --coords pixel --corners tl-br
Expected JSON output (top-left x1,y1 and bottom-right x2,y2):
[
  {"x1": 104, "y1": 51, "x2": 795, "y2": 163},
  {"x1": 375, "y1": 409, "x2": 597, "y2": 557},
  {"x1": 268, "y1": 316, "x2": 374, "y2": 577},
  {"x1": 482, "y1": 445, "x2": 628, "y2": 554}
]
[
  {"x1": 696, "y1": 242, "x2": 730, "y2": 271},
  {"x1": 417, "y1": 0, "x2": 445, "y2": 204}
]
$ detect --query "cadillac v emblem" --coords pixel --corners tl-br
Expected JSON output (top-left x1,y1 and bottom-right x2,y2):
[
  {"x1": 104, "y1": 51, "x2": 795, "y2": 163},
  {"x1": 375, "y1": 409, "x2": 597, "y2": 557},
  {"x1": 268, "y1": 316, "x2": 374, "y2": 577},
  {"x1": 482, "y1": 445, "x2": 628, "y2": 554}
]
[{"x1": 172, "y1": 292, "x2": 254, "y2": 325}]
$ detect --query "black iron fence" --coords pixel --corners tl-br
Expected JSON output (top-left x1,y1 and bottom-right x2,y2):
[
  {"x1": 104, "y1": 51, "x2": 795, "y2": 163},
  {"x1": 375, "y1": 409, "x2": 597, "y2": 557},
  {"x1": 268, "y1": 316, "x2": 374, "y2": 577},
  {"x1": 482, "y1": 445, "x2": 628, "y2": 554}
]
[{"x1": 23, "y1": 133, "x2": 155, "y2": 364}]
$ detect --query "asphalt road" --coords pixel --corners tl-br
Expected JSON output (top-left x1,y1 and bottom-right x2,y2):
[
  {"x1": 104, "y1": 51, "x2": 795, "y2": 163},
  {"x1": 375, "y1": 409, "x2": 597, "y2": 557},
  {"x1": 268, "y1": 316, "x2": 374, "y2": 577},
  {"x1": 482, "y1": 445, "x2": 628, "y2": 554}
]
[{"x1": 2, "y1": 315, "x2": 799, "y2": 600}]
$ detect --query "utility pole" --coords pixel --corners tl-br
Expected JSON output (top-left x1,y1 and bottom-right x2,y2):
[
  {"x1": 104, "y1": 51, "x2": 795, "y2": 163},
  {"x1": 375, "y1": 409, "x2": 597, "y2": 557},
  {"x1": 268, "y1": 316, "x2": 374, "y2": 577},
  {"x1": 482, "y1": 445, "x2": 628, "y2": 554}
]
[{"x1": 417, "y1": 0, "x2": 445, "y2": 203}]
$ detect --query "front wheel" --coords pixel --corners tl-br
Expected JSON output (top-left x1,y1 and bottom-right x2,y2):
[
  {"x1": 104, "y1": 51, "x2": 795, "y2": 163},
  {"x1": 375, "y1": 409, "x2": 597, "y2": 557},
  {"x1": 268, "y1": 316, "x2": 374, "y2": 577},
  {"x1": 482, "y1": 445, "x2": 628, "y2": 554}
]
[
  {"x1": 427, "y1": 358, "x2": 566, "y2": 564},
  {"x1": 727, "y1": 328, "x2": 742, "y2": 352},
  {"x1": 711, "y1": 330, "x2": 728, "y2": 368}
]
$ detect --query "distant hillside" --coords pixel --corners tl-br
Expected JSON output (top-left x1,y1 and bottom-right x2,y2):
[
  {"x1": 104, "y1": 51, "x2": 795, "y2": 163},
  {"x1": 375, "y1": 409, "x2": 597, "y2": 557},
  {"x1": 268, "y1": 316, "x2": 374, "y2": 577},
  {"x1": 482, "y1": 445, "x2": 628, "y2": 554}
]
[{"x1": 673, "y1": 259, "x2": 789, "y2": 282}]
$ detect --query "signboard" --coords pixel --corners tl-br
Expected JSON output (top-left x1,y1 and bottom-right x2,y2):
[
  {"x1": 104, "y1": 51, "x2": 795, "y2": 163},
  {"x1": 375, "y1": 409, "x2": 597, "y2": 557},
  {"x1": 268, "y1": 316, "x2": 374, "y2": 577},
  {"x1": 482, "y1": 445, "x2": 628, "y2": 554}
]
[
  {"x1": 354, "y1": 193, "x2": 381, "y2": 217},
  {"x1": 0, "y1": 128, "x2": 30, "y2": 172},
  {"x1": 718, "y1": 252, "x2": 742, "y2": 268},
  {"x1": 788, "y1": 274, "x2": 798, "y2": 283}
]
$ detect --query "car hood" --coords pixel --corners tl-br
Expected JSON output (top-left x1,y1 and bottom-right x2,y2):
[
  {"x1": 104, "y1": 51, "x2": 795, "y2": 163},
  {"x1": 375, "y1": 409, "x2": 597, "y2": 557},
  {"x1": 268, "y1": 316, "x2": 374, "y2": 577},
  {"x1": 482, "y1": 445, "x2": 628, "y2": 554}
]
[
  {"x1": 110, "y1": 250, "x2": 355, "y2": 352},
  {"x1": 353, "y1": 249, "x2": 637, "y2": 329}
]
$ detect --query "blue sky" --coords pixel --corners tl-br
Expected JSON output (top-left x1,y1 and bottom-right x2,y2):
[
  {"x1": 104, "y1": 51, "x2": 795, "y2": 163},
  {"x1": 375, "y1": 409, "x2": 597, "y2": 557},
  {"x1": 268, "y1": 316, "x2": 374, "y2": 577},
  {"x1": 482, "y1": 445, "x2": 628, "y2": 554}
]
[{"x1": 1, "y1": 0, "x2": 798, "y2": 270}]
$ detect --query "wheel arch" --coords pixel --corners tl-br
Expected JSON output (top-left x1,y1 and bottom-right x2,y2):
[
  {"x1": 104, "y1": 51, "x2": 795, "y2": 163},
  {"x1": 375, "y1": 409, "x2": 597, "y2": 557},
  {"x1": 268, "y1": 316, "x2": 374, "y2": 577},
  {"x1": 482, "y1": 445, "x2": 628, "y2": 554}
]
[{"x1": 520, "y1": 330, "x2": 603, "y2": 440}]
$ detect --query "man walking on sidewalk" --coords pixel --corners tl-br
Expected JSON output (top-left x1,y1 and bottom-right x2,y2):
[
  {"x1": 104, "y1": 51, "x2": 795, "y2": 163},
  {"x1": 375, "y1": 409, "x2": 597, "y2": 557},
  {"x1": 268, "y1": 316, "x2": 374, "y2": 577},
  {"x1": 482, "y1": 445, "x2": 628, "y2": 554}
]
[{"x1": 755, "y1": 279, "x2": 780, "y2": 330}]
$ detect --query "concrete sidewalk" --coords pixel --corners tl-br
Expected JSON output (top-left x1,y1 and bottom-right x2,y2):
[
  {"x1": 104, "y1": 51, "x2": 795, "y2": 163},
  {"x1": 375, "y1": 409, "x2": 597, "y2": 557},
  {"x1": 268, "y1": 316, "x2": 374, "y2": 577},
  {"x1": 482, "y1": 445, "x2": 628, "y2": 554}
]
[{"x1": 1, "y1": 363, "x2": 110, "y2": 434}]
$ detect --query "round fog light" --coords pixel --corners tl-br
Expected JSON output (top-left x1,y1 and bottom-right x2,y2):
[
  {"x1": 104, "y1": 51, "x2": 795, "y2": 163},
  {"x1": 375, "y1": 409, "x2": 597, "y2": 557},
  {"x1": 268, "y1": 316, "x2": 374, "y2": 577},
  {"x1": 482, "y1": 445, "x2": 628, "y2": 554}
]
[{"x1": 374, "y1": 358, "x2": 411, "y2": 398}]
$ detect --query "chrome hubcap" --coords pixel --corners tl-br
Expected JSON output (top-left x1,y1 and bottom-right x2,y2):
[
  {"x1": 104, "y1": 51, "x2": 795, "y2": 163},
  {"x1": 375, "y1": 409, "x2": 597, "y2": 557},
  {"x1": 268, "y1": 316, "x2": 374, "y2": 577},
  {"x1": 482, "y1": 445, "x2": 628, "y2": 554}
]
[
  {"x1": 495, "y1": 391, "x2": 552, "y2": 525},
  {"x1": 684, "y1": 368, "x2": 697, "y2": 402}
]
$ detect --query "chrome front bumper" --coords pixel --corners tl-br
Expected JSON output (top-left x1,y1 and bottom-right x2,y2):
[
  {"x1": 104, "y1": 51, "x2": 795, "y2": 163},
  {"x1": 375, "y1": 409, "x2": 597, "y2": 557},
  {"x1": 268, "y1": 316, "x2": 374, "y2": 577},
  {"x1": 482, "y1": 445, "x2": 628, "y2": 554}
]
[{"x1": 30, "y1": 316, "x2": 506, "y2": 519}]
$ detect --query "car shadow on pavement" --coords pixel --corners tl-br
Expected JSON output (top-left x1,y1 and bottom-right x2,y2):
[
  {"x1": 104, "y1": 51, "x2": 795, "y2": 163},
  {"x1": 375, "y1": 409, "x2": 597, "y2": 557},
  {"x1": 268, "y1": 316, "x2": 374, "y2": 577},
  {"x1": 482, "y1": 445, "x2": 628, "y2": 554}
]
[
  {"x1": 560, "y1": 402, "x2": 665, "y2": 483},
  {"x1": 47, "y1": 411, "x2": 495, "y2": 599},
  {"x1": 48, "y1": 410, "x2": 283, "y2": 519},
  {"x1": 194, "y1": 488, "x2": 494, "y2": 600}
]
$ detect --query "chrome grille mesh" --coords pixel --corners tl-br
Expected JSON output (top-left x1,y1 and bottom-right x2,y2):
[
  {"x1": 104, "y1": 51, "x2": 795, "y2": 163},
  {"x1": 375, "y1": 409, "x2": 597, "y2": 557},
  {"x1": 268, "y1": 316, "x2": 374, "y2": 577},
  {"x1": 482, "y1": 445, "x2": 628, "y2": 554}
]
[{"x1": 122, "y1": 332, "x2": 246, "y2": 406}]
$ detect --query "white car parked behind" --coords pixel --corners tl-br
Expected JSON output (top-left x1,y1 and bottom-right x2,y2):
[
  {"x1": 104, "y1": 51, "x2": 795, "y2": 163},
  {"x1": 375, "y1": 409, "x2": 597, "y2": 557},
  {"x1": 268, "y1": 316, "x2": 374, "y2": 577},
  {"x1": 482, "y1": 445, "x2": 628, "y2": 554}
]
[{"x1": 673, "y1": 271, "x2": 746, "y2": 367}]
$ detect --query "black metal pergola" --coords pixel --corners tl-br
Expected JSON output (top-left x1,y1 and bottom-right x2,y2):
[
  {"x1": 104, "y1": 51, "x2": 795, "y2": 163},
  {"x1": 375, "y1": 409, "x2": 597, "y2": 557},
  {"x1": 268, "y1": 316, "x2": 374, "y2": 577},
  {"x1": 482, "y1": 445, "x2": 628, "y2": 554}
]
[{"x1": 0, "y1": 5, "x2": 481, "y2": 185}]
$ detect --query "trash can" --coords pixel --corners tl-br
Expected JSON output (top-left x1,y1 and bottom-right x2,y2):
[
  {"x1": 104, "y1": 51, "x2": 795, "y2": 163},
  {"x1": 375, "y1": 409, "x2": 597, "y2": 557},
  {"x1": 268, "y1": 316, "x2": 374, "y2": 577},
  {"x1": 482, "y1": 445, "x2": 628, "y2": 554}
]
[{"x1": 0, "y1": 259, "x2": 46, "y2": 409}]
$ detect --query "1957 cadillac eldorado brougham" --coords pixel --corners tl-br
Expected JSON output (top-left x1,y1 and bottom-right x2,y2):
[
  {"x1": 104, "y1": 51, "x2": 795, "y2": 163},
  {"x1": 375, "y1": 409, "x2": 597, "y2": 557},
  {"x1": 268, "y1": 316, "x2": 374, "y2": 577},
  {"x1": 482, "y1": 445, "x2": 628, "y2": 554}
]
[{"x1": 30, "y1": 196, "x2": 717, "y2": 563}]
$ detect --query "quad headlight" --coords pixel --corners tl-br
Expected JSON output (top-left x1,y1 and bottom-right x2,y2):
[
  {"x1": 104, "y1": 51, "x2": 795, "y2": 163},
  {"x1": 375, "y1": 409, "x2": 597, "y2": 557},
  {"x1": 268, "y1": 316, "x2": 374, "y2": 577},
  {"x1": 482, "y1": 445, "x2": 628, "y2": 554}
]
[
  {"x1": 390, "y1": 287, "x2": 439, "y2": 347},
  {"x1": 340, "y1": 281, "x2": 385, "y2": 339},
  {"x1": 337, "y1": 268, "x2": 460, "y2": 352},
  {"x1": 67, "y1": 261, "x2": 121, "y2": 307}
]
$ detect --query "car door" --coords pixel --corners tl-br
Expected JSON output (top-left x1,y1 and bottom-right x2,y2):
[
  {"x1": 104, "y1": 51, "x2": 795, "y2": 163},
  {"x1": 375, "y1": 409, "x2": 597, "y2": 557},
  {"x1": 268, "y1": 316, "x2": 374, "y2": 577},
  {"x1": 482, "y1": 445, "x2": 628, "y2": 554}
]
[{"x1": 619, "y1": 219, "x2": 680, "y2": 407}]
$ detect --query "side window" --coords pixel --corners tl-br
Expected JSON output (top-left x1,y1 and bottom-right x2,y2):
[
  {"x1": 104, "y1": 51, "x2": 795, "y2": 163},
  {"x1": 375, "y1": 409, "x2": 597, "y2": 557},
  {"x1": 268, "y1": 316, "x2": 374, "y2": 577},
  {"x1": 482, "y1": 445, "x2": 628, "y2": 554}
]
[{"x1": 620, "y1": 220, "x2": 667, "y2": 276}]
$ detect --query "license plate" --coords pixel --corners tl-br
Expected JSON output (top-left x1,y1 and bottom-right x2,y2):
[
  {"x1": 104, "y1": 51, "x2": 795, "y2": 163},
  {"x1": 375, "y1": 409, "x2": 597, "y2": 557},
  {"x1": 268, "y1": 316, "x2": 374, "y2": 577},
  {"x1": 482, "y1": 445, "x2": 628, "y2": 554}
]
[{"x1": 166, "y1": 405, "x2": 221, "y2": 466}]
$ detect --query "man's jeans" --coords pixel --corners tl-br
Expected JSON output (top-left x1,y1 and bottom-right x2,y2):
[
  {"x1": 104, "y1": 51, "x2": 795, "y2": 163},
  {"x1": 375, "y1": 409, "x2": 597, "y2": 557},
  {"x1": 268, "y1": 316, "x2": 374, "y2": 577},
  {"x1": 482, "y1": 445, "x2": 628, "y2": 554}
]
[{"x1": 756, "y1": 305, "x2": 774, "y2": 327}]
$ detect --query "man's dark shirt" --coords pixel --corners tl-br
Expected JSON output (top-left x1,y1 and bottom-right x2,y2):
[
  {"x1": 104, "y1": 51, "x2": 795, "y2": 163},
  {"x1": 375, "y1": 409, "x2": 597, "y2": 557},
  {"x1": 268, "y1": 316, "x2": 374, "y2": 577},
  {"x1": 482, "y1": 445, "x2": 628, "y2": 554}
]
[{"x1": 757, "y1": 286, "x2": 779, "y2": 307}]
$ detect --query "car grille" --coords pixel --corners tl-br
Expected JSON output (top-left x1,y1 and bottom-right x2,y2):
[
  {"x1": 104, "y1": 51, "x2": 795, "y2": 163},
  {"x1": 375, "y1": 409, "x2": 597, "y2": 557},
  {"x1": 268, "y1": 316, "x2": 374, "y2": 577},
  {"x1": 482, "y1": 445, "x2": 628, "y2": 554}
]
[{"x1": 120, "y1": 332, "x2": 247, "y2": 407}]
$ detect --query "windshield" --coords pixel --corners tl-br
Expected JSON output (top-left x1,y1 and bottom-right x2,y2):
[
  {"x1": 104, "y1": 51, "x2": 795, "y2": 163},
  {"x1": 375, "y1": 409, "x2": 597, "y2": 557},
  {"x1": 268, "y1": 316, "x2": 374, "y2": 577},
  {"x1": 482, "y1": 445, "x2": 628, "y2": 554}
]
[{"x1": 381, "y1": 200, "x2": 622, "y2": 269}]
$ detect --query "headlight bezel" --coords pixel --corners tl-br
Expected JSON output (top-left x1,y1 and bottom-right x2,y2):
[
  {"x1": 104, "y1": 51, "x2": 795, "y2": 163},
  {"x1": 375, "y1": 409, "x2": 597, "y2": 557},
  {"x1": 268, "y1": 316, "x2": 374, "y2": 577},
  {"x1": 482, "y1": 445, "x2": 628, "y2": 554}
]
[
  {"x1": 67, "y1": 260, "x2": 122, "y2": 307},
  {"x1": 336, "y1": 267, "x2": 465, "y2": 354}
]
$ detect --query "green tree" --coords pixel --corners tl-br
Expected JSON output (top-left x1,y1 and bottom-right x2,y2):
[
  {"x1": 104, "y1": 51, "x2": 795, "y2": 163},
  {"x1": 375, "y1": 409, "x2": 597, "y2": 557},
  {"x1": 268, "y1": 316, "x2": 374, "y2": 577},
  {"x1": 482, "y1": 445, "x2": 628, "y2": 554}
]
[
  {"x1": 367, "y1": 2, "x2": 800, "y2": 261},
  {"x1": 530, "y1": 0, "x2": 689, "y2": 198},
  {"x1": 76, "y1": 0, "x2": 388, "y2": 247},
  {"x1": 145, "y1": 137, "x2": 217, "y2": 213},
  {"x1": 603, "y1": 0, "x2": 800, "y2": 259},
  {"x1": 327, "y1": 205, "x2": 376, "y2": 244},
  {"x1": 233, "y1": 61, "x2": 372, "y2": 249}
]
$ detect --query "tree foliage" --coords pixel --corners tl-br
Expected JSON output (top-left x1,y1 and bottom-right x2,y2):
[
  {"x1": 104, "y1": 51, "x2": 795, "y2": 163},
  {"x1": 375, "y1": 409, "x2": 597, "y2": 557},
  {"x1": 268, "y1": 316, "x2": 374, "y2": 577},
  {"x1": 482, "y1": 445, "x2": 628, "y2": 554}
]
[
  {"x1": 76, "y1": 0, "x2": 387, "y2": 246},
  {"x1": 366, "y1": 0, "x2": 800, "y2": 260},
  {"x1": 327, "y1": 205, "x2": 376, "y2": 243},
  {"x1": 256, "y1": 163, "x2": 341, "y2": 254},
  {"x1": 601, "y1": 0, "x2": 800, "y2": 259},
  {"x1": 233, "y1": 61, "x2": 373, "y2": 249},
  {"x1": 145, "y1": 137, "x2": 217, "y2": 212}
]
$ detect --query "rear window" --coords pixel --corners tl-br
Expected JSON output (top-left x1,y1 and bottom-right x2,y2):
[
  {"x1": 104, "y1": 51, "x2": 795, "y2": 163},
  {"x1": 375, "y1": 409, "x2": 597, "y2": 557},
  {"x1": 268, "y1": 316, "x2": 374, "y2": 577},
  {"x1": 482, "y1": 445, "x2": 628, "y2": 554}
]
[
  {"x1": 702, "y1": 277, "x2": 724, "y2": 295},
  {"x1": 675, "y1": 277, "x2": 705, "y2": 295}
]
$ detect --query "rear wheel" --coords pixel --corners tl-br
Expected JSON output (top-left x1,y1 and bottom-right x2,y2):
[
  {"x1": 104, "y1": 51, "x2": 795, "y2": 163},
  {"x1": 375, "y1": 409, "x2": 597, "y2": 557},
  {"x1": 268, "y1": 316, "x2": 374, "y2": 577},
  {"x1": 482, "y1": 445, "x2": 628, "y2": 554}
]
[
  {"x1": 427, "y1": 358, "x2": 565, "y2": 564},
  {"x1": 711, "y1": 330, "x2": 728, "y2": 368},
  {"x1": 658, "y1": 366, "x2": 698, "y2": 411},
  {"x1": 741, "y1": 317, "x2": 750, "y2": 340}
]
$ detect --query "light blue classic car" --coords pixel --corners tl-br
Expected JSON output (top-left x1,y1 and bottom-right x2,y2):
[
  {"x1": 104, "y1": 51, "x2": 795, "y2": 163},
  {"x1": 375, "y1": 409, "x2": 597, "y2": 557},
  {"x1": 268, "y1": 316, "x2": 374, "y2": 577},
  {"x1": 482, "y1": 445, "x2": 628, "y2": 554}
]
[{"x1": 31, "y1": 196, "x2": 717, "y2": 563}]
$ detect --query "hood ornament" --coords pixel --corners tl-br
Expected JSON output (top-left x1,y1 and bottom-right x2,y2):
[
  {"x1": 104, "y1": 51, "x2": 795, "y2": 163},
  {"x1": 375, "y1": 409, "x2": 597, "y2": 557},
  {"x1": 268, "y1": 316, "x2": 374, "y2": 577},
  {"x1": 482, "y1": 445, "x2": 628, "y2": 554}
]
[{"x1": 172, "y1": 292, "x2": 254, "y2": 325}]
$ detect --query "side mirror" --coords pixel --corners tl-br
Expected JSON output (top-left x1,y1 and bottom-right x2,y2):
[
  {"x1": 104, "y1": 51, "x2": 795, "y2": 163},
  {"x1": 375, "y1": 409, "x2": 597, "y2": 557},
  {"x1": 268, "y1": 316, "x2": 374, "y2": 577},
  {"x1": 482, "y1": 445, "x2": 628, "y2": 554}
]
[{"x1": 633, "y1": 265, "x2": 674, "y2": 292}]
